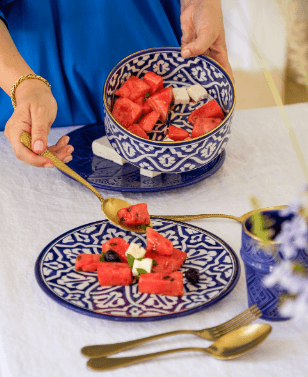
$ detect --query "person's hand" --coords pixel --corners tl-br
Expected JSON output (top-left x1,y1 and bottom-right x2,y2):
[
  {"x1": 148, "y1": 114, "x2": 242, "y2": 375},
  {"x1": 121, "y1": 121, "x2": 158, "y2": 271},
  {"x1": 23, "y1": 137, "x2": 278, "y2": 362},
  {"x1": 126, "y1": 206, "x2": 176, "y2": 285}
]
[
  {"x1": 4, "y1": 79, "x2": 74, "y2": 167},
  {"x1": 180, "y1": 0, "x2": 234, "y2": 82}
]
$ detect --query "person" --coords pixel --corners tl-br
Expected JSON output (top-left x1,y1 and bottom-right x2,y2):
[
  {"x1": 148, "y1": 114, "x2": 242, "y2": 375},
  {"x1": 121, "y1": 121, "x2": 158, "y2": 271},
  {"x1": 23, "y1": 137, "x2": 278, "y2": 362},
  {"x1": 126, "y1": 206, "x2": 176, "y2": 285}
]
[{"x1": 0, "y1": 0, "x2": 233, "y2": 168}]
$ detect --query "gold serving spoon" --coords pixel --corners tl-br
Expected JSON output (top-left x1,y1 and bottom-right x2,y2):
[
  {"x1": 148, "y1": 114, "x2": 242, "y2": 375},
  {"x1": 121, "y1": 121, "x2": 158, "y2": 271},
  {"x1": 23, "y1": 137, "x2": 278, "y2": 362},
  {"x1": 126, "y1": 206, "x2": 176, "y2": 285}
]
[
  {"x1": 20, "y1": 131, "x2": 151, "y2": 233},
  {"x1": 86, "y1": 323, "x2": 272, "y2": 371}
]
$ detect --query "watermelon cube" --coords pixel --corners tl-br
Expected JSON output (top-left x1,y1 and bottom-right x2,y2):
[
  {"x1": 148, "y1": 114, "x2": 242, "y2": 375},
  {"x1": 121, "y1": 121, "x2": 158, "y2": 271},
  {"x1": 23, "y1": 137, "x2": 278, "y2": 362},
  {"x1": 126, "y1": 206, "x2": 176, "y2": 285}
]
[
  {"x1": 168, "y1": 125, "x2": 190, "y2": 141},
  {"x1": 146, "y1": 227, "x2": 173, "y2": 256},
  {"x1": 134, "y1": 97, "x2": 153, "y2": 115},
  {"x1": 188, "y1": 99, "x2": 225, "y2": 125},
  {"x1": 97, "y1": 262, "x2": 132, "y2": 286},
  {"x1": 191, "y1": 118, "x2": 221, "y2": 138},
  {"x1": 139, "y1": 271, "x2": 184, "y2": 296},
  {"x1": 112, "y1": 97, "x2": 142, "y2": 129},
  {"x1": 143, "y1": 71, "x2": 164, "y2": 95},
  {"x1": 145, "y1": 247, "x2": 187, "y2": 273},
  {"x1": 117, "y1": 203, "x2": 150, "y2": 226},
  {"x1": 75, "y1": 253, "x2": 101, "y2": 272},
  {"x1": 138, "y1": 111, "x2": 160, "y2": 132},
  {"x1": 128, "y1": 124, "x2": 149, "y2": 139},
  {"x1": 115, "y1": 76, "x2": 151, "y2": 102},
  {"x1": 148, "y1": 87, "x2": 173, "y2": 123},
  {"x1": 102, "y1": 237, "x2": 130, "y2": 263}
]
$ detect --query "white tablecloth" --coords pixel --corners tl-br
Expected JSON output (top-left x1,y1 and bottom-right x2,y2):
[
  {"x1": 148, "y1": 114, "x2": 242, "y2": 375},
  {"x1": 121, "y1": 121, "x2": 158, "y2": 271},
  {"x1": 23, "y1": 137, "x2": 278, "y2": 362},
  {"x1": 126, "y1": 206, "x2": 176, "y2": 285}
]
[{"x1": 1, "y1": 104, "x2": 308, "y2": 377}]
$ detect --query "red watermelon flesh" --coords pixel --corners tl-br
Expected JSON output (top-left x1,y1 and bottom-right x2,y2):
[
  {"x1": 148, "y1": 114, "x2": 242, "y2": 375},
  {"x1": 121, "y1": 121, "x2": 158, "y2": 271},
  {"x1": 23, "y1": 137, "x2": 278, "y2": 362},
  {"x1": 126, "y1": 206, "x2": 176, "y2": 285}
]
[
  {"x1": 118, "y1": 203, "x2": 150, "y2": 226},
  {"x1": 168, "y1": 125, "x2": 190, "y2": 141},
  {"x1": 139, "y1": 111, "x2": 160, "y2": 132},
  {"x1": 139, "y1": 271, "x2": 183, "y2": 296},
  {"x1": 128, "y1": 124, "x2": 149, "y2": 140},
  {"x1": 143, "y1": 71, "x2": 164, "y2": 95},
  {"x1": 145, "y1": 247, "x2": 187, "y2": 273},
  {"x1": 188, "y1": 99, "x2": 225, "y2": 125},
  {"x1": 146, "y1": 227, "x2": 173, "y2": 256},
  {"x1": 97, "y1": 262, "x2": 132, "y2": 286},
  {"x1": 112, "y1": 97, "x2": 142, "y2": 129},
  {"x1": 147, "y1": 87, "x2": 173, "y2": 123},
  {"x1": 134, "y1": 97, "x2": 152, "y2": 115},
  {"x1": 102, "y1": 237, "x2": 130, "y2": 263},
  {"x1": 75, "y1": 254, "x2": 101, "y2": 272},
  {"x1": 115, "y1": 76, "x2": 151, "y2": 102},
  {"x1": 191, "y1": 118, "x2": 221, "y2": 138}
]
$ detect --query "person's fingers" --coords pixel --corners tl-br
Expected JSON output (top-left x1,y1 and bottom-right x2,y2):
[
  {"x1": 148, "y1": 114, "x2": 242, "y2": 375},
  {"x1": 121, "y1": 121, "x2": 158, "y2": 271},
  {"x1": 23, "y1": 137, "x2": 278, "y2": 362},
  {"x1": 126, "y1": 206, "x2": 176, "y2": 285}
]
[
  {"x1": 182, "y1": 27, "x2": 217, "y2": 59},
  {"x1": 180, "y1": 8, "x2": 196, "y2": 55},
  {"x1": 4, "y1": 111, "x2": 55, "y2": 168}
]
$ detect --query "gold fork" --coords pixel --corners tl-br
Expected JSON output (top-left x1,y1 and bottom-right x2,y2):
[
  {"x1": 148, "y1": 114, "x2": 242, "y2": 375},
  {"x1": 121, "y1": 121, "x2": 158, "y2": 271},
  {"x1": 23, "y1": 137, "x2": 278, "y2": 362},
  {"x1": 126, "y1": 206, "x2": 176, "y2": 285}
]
[{"x1": 81, "y1": 304, "x2": 262, "y2": 358}]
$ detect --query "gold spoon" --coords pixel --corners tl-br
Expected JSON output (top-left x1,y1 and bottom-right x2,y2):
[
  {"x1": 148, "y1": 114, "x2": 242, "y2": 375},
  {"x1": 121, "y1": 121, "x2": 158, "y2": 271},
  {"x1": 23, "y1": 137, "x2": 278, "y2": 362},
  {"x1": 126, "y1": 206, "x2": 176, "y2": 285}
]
[
  {"x1": 20, "y1": 131, "x2": 151, "y2": 233},
  {"x1": 86, "y1": 323, "x2": 272, "y2": 371}
]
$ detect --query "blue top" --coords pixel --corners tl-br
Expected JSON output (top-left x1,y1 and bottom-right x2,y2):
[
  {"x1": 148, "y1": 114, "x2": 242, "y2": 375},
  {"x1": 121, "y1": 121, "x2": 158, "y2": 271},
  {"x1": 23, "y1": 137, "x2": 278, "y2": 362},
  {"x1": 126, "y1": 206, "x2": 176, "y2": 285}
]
[{"x1": 0, "y1": 0, "x2": 181, "y2": 129}]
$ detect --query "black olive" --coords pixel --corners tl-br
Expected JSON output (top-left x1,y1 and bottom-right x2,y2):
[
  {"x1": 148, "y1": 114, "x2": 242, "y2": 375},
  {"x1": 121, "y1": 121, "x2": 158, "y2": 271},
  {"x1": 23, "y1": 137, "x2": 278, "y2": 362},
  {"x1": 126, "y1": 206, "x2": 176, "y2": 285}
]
[
  {"x1": 104, "y1": 250, "x2": 121, "y2": 263},
  {"x1": 185, "y1": 268, "x2": 200, "y2": 284}
]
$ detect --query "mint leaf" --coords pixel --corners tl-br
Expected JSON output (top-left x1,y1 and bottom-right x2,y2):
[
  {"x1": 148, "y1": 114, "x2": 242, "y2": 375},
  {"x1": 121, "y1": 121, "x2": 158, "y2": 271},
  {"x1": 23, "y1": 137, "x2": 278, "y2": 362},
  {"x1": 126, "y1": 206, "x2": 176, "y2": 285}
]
[
  {"x1": 142, "y1": 92, "x2": 150, "y2": 101},
  {"x1": 152, "y1": 260, "x2": 158, "y2": 266},
  {"x1": 137, "y1": 268, "x2": 148, "y2": 275},
  {"x1": 141, "y1": 223, "x2": 153, "y2": 231},
  {"x1": 99, "y1": 253, "x2": 105, "y2": 262},
  {"x1": 127, "y1": 254, "x2": 135, "y2": 269}
]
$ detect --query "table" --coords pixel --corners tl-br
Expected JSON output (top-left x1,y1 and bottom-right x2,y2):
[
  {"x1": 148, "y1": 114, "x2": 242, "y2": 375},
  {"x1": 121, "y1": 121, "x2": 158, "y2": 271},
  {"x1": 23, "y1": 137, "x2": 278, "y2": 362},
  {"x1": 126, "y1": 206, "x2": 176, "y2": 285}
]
[{"x1": 1, "y1": 104, "x2": 308, "y2": 377}]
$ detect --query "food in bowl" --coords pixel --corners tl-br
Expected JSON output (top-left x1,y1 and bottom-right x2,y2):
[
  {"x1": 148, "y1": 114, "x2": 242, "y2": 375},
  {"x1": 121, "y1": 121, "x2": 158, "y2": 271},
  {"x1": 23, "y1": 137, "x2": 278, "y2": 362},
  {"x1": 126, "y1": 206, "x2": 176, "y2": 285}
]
[{"x1": 103, "y1": 47, "x2": 235, "y2": 173}]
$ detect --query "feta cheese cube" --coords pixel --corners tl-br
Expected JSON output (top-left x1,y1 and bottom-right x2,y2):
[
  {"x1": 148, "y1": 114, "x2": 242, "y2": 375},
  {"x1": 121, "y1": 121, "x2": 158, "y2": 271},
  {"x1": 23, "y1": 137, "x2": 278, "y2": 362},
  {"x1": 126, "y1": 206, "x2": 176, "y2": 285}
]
[
  {"x1": 132, "y1": 258, "x2": 153, "y2": 276},
  {"x1": 125, "y1": 243, "x2": 146, "y2": 259},
  {"x1": 92, "y1": 136, "x2": 128, "y2": 166},
  {"x1": 140, "y1": 168, "x2": 161, "y2": 178},
  {"x1": 172, "y1": 87, "x2": 190, "y2": 105},
  {"x1": 187, "y1": 84, "x2": 208, "y2": 102}
]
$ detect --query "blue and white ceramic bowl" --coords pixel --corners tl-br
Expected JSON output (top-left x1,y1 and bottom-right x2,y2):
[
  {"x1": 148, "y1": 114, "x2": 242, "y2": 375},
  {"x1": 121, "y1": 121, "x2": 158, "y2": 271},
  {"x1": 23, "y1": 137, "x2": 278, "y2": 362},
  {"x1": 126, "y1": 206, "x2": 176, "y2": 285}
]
[{"x1": 103, "y1": 47, "x2": 235, "y2": 174}]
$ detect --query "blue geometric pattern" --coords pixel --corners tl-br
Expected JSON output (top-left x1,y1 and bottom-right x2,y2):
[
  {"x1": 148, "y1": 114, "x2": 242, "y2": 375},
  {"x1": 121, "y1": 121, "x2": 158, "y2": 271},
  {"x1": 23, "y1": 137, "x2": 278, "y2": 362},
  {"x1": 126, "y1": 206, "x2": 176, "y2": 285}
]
[
  {"x1": 36, "y1": 219, "x2": 240, "y2": 321},
  {"x1": 103, "y1": 47, "x2": 235, "y2": 173}
]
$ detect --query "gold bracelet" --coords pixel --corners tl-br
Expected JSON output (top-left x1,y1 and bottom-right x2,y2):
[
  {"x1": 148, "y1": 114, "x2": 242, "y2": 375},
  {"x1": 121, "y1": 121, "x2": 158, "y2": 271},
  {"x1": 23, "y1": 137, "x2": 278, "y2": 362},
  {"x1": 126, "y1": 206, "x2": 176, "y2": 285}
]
[{"x1": 10, "y1": 74, "x2": 51, "y2": 109}]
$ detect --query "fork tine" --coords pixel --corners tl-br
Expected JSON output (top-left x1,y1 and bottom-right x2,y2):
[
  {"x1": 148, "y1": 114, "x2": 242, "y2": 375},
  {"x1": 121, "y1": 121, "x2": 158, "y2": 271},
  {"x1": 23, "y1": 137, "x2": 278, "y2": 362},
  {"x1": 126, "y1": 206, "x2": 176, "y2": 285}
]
[{"x1": 211, "y1": 305, "x2": 262, "y2": 337}]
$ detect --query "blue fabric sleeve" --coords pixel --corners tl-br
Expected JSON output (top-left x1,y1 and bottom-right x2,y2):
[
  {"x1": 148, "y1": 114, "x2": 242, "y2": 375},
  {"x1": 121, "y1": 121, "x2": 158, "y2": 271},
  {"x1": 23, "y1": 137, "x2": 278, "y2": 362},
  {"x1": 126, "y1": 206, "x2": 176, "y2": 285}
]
[
  {"x1": 0, "y1": 0, "x2": 16, "y2": 28},
  {"x1": 0, "y1": 10, "x2": 8, "y2": 28}
]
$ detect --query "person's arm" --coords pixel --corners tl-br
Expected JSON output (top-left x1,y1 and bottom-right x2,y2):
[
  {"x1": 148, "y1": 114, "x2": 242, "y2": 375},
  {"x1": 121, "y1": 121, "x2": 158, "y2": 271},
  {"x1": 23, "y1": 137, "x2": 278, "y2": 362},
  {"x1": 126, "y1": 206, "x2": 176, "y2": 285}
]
[
  {"x1": 0, "y1": 20, "x2": 73, "y2": 167},
  {"x1": 180, "y1": 0, "x2": 234, "y2": 82}
]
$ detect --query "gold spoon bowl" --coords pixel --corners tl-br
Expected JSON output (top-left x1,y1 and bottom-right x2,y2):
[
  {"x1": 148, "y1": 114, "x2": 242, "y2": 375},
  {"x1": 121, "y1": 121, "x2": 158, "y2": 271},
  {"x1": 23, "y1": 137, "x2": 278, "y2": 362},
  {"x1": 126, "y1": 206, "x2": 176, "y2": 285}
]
[{"x1": 86, "y1": 323, "x2": 272, "y2": 371}]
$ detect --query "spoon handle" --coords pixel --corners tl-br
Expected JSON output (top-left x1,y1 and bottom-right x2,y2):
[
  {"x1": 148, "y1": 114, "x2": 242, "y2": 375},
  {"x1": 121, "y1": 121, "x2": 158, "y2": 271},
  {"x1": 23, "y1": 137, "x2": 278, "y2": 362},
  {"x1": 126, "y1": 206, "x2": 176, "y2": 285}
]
[
  {"x1": 20, "y1": 132, "x2": 104, "y2": 203},
  {"x1": 81, "y1": 329, "x2": 196, "y2": 358},
  {"x1": 87, "y1": 347, "x2": 208, "y2": 371},
  {"x1": 153, "y1": 213, "x2": 243, "y2": 223}
]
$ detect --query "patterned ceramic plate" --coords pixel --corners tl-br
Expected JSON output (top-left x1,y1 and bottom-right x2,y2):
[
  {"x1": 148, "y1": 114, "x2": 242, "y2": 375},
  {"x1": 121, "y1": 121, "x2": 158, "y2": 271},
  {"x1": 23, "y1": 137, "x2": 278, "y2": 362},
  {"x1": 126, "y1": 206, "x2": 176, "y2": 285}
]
[
  {"x1": 64, "y1": 123, "x2": 225, "y2": 192},
  {"x1": 35, "y1": 218, "x2": 240, "y2": 322}
]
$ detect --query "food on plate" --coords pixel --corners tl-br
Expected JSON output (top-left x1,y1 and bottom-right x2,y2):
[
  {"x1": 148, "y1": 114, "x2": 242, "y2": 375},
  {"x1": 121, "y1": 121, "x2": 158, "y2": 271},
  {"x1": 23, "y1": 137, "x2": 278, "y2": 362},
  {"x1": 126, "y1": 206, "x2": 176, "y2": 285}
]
[
  {"x1": 138, "y1": 110, "x2": 160, "y2": 132},
  {"x1": 146, "y1": 226, "x2": 173, "y2": 256},
  {"x1": 92, "y1": 135, "x2": 128, "y2": 165},
  {"x1": 147, "y1": 86, "x2": 173, "y2": 123},
  {"x1": 115, "y1": 76, "x2": 151, "y2": 102},
  {"x1": 142, "y1": 71, "x2": 164, "y2": 95},
  {"x1": 117, "y1": 203, "x2": 150, "y2": 226},
  {"x1": 132, "y1": 258, "x2": 153, "y2": 277},
  {"x1": 134, "y1": 96, "x2": 153, "y2": 115},
  {"x1": 112, "y1": 97, "x2": 142, "y2": 129},
  {"x1": 188, "y1": 98, "x2": 224, "y2": 125},
  {"x1": 145, "y1": 247, "x2": 187, "y2": 273},
  {"x1": 172, "y1": 86, "x2": 190, "y2": 105},
  {"x1": 140, "y1": 168, "x2": 161, "y2": 178},
  {"x1": 167, "y1": 125, "x2": 190, "y2": 141},
  {"x1": 128, "y1": 123, "x2": 149, "y2": 140},
  {"x1": 102, "y1": 237, "x2": 130, "y2": 263},
  {"x1": 75, "y1": 253, "x2": 101, "y2": 272},
  {"x1": 97, "y1": 262, "x2": 133, "y2": 286},
  {"x1": 125, "y1": 243, "x2": 146, "y2": 259},
  {"x1": 185, "y1": 268, "x2": 200, "y2": 284},
  {"x1": 187, "y1": 83, "x2": 208, "y2": 102},
  {"x1": 75, "y1": 225, "x2": 188, "y2": 295},
  {"x1": 191, "y1": 118, "x2": 222, "y2": 138},
  {"x1": 139, "y1": 271, "x2": 184, "y2": 296}
]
